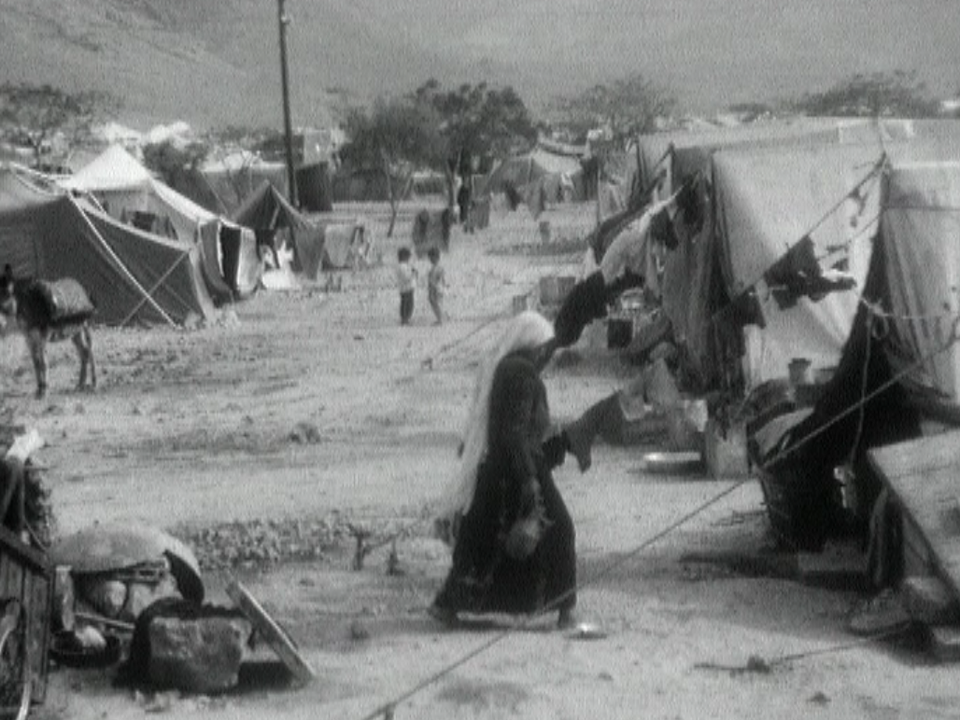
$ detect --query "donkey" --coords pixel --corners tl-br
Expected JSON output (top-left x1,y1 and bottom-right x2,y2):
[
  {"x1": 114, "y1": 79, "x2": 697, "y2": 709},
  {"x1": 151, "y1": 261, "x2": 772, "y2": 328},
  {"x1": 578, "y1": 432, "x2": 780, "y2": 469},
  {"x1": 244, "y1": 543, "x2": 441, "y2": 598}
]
[{"x1": 0, "y1": 276, "x2": 96, "y2": 399}]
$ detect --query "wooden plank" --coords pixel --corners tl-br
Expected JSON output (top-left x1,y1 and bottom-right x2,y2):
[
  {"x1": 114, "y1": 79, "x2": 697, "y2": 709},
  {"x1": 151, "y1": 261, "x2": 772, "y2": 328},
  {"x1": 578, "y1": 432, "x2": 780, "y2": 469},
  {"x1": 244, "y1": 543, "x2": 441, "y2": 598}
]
[
  {"x1": 27, "y1": 573, "x2": 50, "y2": 703},
  {"x1": 868, "y1": 430, "x2": 960, "y2": 601},
  {"x1": 225, "y1": 580, "x2": 315, "y2": 686},
  {"x1": 0, "y1": 553, "x2": 12, "y2": 598}
]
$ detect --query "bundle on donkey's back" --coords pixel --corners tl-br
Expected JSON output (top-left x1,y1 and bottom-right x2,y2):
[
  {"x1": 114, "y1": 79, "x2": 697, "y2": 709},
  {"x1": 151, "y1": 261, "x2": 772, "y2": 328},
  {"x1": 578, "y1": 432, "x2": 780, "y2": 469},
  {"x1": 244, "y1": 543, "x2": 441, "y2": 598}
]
[{"x1": 0, "y1": 268, "x2": 96, "y2": 398}]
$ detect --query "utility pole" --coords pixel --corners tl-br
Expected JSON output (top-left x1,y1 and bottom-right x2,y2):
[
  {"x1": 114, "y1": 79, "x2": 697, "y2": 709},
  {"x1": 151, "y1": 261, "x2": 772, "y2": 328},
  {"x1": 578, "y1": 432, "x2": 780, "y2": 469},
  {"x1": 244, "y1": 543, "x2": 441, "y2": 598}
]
[{"x1": 277, "y1": 0, "x2": 298, "y2": 207}]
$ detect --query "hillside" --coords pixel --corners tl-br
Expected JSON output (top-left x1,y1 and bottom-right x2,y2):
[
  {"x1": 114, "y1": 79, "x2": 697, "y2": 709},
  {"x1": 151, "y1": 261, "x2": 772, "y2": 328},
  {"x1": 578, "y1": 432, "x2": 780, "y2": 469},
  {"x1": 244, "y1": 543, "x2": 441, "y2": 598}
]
[{"x1": 0, "y1": 0, "x2": 957, "y2": 132}]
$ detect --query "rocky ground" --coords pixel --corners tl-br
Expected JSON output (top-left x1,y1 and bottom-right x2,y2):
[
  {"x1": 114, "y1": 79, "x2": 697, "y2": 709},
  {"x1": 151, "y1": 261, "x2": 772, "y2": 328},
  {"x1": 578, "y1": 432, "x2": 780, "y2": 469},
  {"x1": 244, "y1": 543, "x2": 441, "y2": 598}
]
[{"x1": 2, "y1": 202, "x2": 957, "y2": 720}]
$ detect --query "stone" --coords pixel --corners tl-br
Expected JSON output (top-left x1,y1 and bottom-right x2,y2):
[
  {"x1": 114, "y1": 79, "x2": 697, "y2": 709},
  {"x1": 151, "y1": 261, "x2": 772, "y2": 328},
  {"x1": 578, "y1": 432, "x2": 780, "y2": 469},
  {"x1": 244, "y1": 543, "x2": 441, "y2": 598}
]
[{"x1": 148, "y1": 615, "x2": 252, "y2": 693}]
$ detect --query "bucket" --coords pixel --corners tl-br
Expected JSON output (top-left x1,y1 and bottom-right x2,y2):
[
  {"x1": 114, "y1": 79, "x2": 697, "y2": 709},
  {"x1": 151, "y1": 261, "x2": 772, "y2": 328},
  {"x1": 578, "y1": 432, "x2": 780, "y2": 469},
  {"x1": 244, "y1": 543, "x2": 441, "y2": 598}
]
[
  {"x1": 512, "y1": 293, "x2": 532, "y2": 315},
  {"x1": 788, "y1": 358, "x2": 811, "y2": 386}
]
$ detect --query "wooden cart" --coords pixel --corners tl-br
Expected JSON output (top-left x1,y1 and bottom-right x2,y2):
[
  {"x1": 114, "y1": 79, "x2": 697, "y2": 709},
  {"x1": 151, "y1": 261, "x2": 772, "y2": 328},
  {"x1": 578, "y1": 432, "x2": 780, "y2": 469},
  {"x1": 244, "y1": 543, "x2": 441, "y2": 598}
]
[{"x1": 0, "y1": 510, "x2": 53, "y2": 719}]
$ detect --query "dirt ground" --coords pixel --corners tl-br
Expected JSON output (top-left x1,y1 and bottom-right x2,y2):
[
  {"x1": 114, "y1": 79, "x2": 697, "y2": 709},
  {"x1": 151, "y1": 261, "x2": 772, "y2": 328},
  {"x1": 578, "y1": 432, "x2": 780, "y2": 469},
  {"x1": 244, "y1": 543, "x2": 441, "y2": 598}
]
[{"x1": 4, "y1": 202, "x2": 959, "y2": 720}]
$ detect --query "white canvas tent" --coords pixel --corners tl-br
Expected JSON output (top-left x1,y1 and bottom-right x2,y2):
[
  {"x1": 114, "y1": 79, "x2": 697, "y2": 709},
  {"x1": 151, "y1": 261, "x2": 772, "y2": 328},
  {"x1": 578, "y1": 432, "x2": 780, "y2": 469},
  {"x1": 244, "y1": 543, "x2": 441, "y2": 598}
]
[{"x1": 59, "y1": 145, "x2": 216, "y2": 243}]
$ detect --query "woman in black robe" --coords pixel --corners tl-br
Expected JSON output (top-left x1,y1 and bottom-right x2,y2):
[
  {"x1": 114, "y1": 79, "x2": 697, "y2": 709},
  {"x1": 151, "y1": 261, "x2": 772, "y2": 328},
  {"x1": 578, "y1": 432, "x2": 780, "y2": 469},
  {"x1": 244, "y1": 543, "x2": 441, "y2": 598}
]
[{"x1": 431, "y1": 312, "x2": 591, "y2": 628}]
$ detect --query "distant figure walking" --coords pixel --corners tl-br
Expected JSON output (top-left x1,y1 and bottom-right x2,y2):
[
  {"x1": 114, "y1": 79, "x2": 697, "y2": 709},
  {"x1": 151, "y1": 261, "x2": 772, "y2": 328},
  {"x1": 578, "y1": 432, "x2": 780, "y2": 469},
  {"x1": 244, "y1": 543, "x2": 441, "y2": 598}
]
[
  {"x1": 396, "y1": 247, "x2": 418, "y2": 326},
  {"x1": 427, "y1": 247, "x2": 447, "y2": 325},
  {"x1": 457, "y1": 177, "x2": 473, "y2": 233}
]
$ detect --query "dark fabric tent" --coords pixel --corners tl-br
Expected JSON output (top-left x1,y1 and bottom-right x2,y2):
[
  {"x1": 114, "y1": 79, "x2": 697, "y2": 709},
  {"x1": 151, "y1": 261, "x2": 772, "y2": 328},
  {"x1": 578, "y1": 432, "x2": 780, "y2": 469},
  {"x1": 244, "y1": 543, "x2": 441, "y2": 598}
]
[
  {"x1": 0, "y1": 168, "x2": 216, "y2": 326},
  {"x1": 231, "y1": 181, "x2": 326, "y2": 280}
]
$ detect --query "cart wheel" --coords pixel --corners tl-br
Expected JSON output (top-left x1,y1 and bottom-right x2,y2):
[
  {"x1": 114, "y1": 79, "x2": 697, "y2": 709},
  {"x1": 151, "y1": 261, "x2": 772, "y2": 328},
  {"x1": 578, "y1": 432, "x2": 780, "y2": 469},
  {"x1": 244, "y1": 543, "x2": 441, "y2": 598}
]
[{"x1": 0, "y1": 600, "x2": 29, "y2": 720}]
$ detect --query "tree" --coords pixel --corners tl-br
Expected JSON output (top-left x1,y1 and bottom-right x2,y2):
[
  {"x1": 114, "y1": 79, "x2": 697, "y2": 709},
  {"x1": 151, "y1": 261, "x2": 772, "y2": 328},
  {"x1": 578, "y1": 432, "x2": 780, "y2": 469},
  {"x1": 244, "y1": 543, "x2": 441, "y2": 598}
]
[
  {"x1": 549, "y1": 74, "x2": 677, "y2": 147},
  {"x1": 414, "y1": 80, "x2": 538, "y2": 207},
  {"x1": 203, "y1": 125, "x2": 288, "y2": 208},
  {"x1": 0, "y1": 82, "x2": 119, "y2": 169},
  {"x1": 788, "y1": 71, "x2": 940, "y2": 118},
  {"x1": 141, "y1": 139, "x2": 210, "y2": 190},
  {"x1": 341, "y1": 97, "x2": 445, "y2": 237}
]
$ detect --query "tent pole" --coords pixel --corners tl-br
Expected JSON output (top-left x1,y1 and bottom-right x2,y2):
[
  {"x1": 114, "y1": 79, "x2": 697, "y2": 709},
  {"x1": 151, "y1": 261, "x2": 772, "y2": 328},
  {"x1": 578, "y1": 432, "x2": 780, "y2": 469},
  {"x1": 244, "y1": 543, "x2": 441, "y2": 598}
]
[
  {"x1": 277, "y1": 0, "x2": 298, "y2": 209},
  {"x1": 72, "y1": 197, "x2": 178, "y2": 327}
]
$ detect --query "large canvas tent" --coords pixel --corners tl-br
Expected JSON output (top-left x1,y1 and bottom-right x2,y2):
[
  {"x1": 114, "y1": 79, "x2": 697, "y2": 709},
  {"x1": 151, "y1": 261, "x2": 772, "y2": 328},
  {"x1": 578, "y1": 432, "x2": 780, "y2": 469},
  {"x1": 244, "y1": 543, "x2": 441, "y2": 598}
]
[
  {"x1": 632, "y1": 118, "x2": 960, "y2": 392},
  {"x1": 755, "y1": 162, "x2": 960, "y2": 550},
  {"x1": 0, "y1": 167, "x2": 216, "y2": 326},
  {"x1": 59, "y1": 145, "x2": 217, "y2": 244}
]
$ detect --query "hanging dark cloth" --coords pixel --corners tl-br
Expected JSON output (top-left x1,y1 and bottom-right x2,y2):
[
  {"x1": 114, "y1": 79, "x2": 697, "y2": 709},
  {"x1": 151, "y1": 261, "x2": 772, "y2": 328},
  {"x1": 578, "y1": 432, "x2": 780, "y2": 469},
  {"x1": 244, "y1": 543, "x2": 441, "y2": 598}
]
[
  {"x1": 764, "y1": 236, "x2": 856, "y2": 310},
  {"x1": 220, "y1": 225, "x2": 243, "y2": 292}
]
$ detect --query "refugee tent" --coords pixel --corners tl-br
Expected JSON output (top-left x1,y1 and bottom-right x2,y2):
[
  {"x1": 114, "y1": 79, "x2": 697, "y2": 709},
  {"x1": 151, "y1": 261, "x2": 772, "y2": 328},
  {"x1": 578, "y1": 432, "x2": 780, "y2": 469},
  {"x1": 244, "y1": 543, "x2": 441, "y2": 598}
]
[
  {"x1": 478, "y1": 147, "x2": 586, "y2": 212},
  {"x1": 631, "y1": 118, "x2": 960, "y2": 392},
  {"x1": 231, "y1": 181, "x2": 325, "y2": 280},
  {"x1": 58, "y1": 144, "x2": 217, "y2": 244},
  {"x1": 0, "y1": 167, "x2": 216, "y2": 326},
  {"x1": 754, "y1": 162, "x2": 960, "y2": 551}
]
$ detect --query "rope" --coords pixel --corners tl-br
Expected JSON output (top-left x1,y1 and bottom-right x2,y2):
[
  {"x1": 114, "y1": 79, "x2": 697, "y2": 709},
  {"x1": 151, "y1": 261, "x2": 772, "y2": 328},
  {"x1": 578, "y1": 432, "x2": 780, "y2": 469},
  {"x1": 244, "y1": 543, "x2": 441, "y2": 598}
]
[
  {"x1": 693, "y1": 623, "x2": 912, "y2": 675},
  {"x1": 420, "y1": 312, "x2": 505, "y2": 368}
]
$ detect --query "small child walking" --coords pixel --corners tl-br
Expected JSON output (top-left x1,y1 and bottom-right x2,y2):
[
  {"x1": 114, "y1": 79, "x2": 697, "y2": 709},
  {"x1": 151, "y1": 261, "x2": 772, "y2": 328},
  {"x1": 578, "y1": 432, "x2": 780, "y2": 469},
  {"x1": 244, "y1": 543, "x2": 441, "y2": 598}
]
[
  {"x1": 426, "y1": 246, "x2": 447, "y2": 325},
  {"x1": 396, "y1": 246, "x2": 417, "y2": 325}
]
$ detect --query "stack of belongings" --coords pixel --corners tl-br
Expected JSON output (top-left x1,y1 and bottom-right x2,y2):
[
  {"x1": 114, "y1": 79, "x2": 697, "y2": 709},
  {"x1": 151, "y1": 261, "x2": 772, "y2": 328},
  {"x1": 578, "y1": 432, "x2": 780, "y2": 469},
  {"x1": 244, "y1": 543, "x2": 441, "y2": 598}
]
[{"x1": 50, "y1": 525, "x2": 251, "y2": 693}]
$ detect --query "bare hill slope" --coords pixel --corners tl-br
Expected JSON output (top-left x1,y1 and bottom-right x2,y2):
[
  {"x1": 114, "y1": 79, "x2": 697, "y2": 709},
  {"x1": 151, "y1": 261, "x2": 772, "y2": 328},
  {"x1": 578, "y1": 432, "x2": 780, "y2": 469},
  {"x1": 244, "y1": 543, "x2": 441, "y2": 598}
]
[{"x1": 1, "y1": 0, "x2": 956, "y2": 131}]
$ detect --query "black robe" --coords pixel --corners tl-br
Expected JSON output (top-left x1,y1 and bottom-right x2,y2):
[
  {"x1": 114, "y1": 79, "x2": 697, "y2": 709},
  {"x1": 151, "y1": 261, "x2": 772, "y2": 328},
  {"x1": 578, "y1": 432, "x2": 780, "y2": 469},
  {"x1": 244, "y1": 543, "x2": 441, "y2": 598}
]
[{"x1": 435, "y1": 352, "x2": 576, "y2": 616}]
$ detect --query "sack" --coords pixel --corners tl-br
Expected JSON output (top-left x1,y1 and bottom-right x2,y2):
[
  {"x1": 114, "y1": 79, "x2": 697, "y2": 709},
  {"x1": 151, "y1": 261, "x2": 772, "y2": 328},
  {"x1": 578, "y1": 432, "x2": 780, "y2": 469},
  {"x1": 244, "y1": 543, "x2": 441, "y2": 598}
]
[{"x1": 35, "y1": 278, "x2": 95, "y2": 324}]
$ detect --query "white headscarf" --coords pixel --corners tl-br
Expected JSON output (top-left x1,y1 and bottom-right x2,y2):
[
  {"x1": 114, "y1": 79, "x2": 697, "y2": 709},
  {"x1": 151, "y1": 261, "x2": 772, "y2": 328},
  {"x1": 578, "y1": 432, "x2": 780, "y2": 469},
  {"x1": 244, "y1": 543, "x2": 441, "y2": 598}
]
[{"x1": 435, "y1": 311, "x2": 555, "y2": 542}]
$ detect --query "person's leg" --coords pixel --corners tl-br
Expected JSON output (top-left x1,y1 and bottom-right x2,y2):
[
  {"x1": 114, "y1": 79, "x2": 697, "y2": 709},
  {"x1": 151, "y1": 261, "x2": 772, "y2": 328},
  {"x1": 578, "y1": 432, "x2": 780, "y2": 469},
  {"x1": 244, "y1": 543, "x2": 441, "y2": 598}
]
[
  {"x1": 400, "y1": 291, "x2": 413, "y2": 325},
  {"x1": 553, "y1": 271, "x2": 608, "y2": 348}
]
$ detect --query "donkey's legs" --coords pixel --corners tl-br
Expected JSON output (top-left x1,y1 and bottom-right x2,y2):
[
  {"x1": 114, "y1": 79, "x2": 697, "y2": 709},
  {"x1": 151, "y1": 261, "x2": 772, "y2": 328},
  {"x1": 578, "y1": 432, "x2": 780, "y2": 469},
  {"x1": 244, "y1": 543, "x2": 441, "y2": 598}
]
[
  {"x1": 72, "y1": 324, "x2": 96, "y2": 390},
  {"x1": 26, "y1": 329, "x2": 48, "y2": 399}
]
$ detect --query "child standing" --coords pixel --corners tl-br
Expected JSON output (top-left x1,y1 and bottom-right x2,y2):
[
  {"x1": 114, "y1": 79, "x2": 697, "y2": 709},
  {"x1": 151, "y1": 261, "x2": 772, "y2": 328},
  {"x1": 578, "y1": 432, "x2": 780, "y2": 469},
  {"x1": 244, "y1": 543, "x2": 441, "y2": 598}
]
[
  {"x1": 427, "y1": 246, "x2": 447, "y2": 325},
  {"x1": 396, "y1": 246, "x2": 417, "y2": 325}
]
